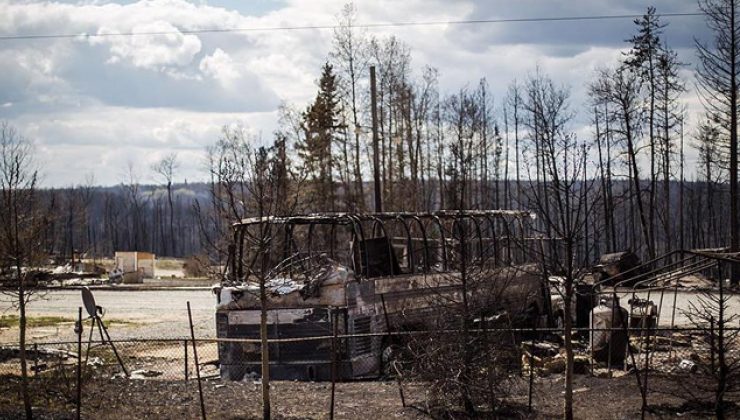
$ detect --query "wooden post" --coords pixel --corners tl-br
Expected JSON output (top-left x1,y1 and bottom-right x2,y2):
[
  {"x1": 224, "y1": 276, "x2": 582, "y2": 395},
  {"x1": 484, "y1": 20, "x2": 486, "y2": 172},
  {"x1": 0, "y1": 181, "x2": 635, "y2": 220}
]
[
  {"x1": 381, "y1": 294, "x2": 405, "y2": 407},
  {"x1": 187, "y1": 302, "x2": 207, "y2": 420},
  {"x1": 380, "y1": 293, "x2": 392, "y2": 373},
  {"x1": 76, "y1": 307, "x2": 83, "y2": 420},
  {"x1": 528, "y1": 326, "x2": 535, "y2": 412},
  {"x1": 184, "y1": 339, "x2": 189, "y2": 381},
  {"x1": 710, "y1": 315, "x2": 716, "y2": 374},
  {"x1": 330, "y1": 310, "x2": 338, "y2": 420},
  {"x1": 33, "y1": 343, "x2": 38, "y2": 378},
  {"x1": 679, "y1": 118, "x2": 685, "y2": 252}
]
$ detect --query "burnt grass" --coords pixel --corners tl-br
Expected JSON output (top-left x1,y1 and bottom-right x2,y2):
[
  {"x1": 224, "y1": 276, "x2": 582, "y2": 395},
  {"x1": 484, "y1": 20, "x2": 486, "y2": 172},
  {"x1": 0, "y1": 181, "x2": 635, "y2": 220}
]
[{"x1": 0, "y1": 373, "x2": 737, "y2": 419}]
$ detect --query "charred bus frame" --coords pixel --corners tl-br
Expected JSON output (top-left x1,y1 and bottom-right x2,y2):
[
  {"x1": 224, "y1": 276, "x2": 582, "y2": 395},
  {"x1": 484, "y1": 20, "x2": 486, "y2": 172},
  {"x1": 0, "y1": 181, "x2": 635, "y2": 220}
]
[{"x1": 216, "y1": 210, "x2": 553, "y2": 381}]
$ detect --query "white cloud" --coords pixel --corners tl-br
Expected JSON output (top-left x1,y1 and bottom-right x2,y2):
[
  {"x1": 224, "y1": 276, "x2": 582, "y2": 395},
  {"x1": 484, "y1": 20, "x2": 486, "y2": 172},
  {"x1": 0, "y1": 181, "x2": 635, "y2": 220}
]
[
  {"x1": 13, "y1": 105, "x2": 278, "y2": 185},
  {"x1": 199, "y1": 48, "x2": 238, "y2": 83},
  {"x1": 94, "y1": 21, "x2": 202, "y2": 71}
]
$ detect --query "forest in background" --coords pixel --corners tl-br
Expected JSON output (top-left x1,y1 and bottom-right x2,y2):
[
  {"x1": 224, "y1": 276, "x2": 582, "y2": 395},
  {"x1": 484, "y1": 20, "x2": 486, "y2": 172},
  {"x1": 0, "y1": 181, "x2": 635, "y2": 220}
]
[{"x1": 30, "y1": 178, "x2": 727, "y2": 263}]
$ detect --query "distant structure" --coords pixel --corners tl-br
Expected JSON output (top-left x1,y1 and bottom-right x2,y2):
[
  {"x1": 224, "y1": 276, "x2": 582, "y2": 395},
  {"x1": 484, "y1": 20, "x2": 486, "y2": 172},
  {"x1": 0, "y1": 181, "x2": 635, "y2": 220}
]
[{"x1": 114, "y1": 251, "x2": 155, "y2": 283}]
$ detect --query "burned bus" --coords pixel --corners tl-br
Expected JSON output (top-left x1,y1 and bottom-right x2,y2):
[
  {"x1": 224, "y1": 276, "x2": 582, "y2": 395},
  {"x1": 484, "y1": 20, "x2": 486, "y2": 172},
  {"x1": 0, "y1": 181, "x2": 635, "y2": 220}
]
[{"x1": 214, "y1": 211, "x2": 553, "y2": 381}]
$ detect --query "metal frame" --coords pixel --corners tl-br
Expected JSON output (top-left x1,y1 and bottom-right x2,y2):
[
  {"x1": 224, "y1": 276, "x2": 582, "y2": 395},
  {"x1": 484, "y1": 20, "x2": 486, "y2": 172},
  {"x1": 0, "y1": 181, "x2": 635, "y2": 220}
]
[{"x1": 231, "y1": 210, "x2": 537, "y2": 280}]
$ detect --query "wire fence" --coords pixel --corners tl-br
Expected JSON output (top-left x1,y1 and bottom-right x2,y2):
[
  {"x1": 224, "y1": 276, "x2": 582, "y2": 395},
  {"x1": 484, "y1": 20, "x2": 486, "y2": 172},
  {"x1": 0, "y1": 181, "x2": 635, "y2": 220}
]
[{"x1": 1, "y1": 324, "x2": 739, "y2": 419}]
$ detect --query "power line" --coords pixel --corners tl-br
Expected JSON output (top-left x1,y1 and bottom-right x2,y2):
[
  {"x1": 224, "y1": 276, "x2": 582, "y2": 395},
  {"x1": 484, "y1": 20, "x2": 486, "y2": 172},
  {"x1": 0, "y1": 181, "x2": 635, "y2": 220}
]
[{"x1": 0, "y1": 12, "x2": 705, "y2": 41}]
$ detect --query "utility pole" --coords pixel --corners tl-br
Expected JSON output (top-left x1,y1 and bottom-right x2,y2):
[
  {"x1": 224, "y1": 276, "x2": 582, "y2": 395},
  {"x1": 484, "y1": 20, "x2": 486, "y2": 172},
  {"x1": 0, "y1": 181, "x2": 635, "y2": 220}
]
[
  {"x1": 732, "y1": 0, "x2": 739, "y2": 285},
  {"x1": 678, "y1": 117, "x2": 685, "y2": 257},
  {"x1": 582, "y1": 143, "x2": 589, "y2": 266},
  {"x1": 370, "y1": 66, "x2": 383, "y2": 213}
]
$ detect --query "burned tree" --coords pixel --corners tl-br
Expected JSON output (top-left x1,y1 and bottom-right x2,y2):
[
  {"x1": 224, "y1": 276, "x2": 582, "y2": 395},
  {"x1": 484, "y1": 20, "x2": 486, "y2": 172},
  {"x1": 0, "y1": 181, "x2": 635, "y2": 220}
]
[
  {"x1": 151, "y1": 153, "x2": 179, "y2": 257},
  {"x1": 681, "y1": 260, "x2": 740, "y2": 419},
  {"x1": 654, "y1": 47, "x2": 685, "y2": 254},
  {"x1": 591, "y1": 66, "x2": 653, "y2": 258},
  {"x1": 694, "y1": 116, "x2": 724, "y2": 247},
  {"x1": 121, "y1": 162, "x2": 148, "y2": 252},
  {"x1": 402, "y1": 218, "x2": 539, "y2": 417},
  {"x1": 195, "y1": 126, "x2": 259, "y2": 273},
  {"x1": 443, "y1": 88, "x2": 477, "y2": 210},
  {"x1": 506, "y1": 80, "x2": 525, "y2": 208},
  {"x1": 200, "y1": 127, "x2": 302, "y2": 419},
  {"x1": 0, "y1": 122, "x2": 46, "y2": 419},
  {"x1": 331, "y1": 2, "x2": 370, "y2": 210},
  {"x1": 520, "y1": 75, "x2": 594, "y2": 420},
  {"x1": 696, "y1": 0, "x2": 740, "y2": 283},
  {"x1": 624, "y1": 7, "x2": 665, "y2": 257}
]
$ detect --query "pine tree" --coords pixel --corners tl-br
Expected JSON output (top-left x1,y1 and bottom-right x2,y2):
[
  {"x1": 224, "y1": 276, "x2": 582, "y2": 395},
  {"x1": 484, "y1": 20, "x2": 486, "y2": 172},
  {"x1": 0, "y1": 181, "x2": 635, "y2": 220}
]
[
  {"x1": 623, "y1": 6, "x2": 665, "y2": 259},
  {"x1": 297, "y1": 63, "x2": 342, "y2": 211}
]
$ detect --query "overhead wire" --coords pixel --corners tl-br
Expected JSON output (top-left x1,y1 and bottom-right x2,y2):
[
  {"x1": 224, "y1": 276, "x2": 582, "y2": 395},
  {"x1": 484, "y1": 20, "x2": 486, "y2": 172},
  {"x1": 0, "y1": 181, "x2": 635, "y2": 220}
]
[{"x1": 0, "y1": 12, "x2": 705, "y2": 41}]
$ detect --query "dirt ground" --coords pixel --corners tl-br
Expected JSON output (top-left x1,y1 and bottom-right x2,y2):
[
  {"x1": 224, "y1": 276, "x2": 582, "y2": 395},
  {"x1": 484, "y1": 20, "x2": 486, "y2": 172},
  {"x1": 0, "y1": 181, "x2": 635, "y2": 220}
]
[
  {"x1": 0, "y1": 372, "x2": 736, "y2": 419},
  {"x1": 0, "y1": 331, "x2": 737, "y2": 419}
]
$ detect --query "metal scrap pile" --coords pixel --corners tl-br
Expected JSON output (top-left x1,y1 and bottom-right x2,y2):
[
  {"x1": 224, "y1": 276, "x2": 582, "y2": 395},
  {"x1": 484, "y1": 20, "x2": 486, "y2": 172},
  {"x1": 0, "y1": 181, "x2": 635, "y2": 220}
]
[{"x1": 214, "y1": 255, "x2": 354, "y2": 310}]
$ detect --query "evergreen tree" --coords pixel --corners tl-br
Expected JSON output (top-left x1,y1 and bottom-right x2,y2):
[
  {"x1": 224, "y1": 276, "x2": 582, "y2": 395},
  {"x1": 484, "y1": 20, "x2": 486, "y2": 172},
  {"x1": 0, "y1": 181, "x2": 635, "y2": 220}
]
[
  {"x1": 623, "y1": 6, "x2": 665, "y2": 259},
  {"x1": 296, "y1": 63, "x2": 343, "y2": 211}
]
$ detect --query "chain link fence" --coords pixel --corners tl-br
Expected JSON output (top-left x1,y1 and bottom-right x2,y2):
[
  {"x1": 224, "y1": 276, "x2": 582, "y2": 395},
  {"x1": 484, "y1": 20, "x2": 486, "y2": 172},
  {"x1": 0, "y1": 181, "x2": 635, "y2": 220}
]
[{"x1": 1, "y1": 324, "x2": 738, "y2": 418}]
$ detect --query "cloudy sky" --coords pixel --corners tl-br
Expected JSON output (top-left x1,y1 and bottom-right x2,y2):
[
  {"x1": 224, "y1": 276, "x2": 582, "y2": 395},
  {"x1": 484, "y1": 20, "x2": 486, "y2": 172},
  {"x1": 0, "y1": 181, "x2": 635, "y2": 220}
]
[{"x1": 0, "y1": 0, "x2": 710, "y2": 186}]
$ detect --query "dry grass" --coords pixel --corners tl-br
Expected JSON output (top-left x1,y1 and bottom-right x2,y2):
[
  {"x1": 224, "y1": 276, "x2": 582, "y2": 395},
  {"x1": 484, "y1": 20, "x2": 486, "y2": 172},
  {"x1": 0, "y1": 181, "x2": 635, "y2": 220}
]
[
  {"x1": 0, "y1": 315, "x2": 72, "y2": 329},
  {"x1": 156, "y1": 258, "x2": 185, "y2": 271},
  {"x1": 0, "y1": 315, "x2": 134, "y2": 330}
]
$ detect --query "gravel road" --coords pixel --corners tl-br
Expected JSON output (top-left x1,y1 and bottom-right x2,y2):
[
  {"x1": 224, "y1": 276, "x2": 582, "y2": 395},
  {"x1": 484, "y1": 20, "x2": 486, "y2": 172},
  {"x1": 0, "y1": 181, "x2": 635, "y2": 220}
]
[{"x1": 0, "y1": 289, "x2": 216, "y2": 343}]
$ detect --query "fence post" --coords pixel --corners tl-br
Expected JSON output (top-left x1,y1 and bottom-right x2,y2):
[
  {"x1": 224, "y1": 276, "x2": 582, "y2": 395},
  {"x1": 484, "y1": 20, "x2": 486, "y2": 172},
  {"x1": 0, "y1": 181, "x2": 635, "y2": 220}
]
[
  {"x1": 330, "y1": 310, "x2": 337, "y2": 420},
  {"x1": 380, "y1": 294, "x2": 391, "y2": 373},
  {"x1": 641, "y1": 311, "x2": 652, "y2": 420},
  {"x1": 187, "y1": 302, "x2": 207, "y2": 420},
  {"x1": 75, "y1": 307, "x2": 83, "y2": 420},
  {"x1": 184, "y1": 339, "x2": 189, "y2": 381},
  {"x1": 589, "y1": 290, "x2": 595, "y2": 377},
  {"x1": 33, "y1": 343, "x2": 38, "y2": 378},
  {"x1": 528, "y1": 325, "x2": 535, "y2": 413},
  {"x1": 381, "y1": 293, "x2": 406, "y2": 407},
  {"x1": 710, "y1": 316, "x2": 716, "y2": 375}
]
